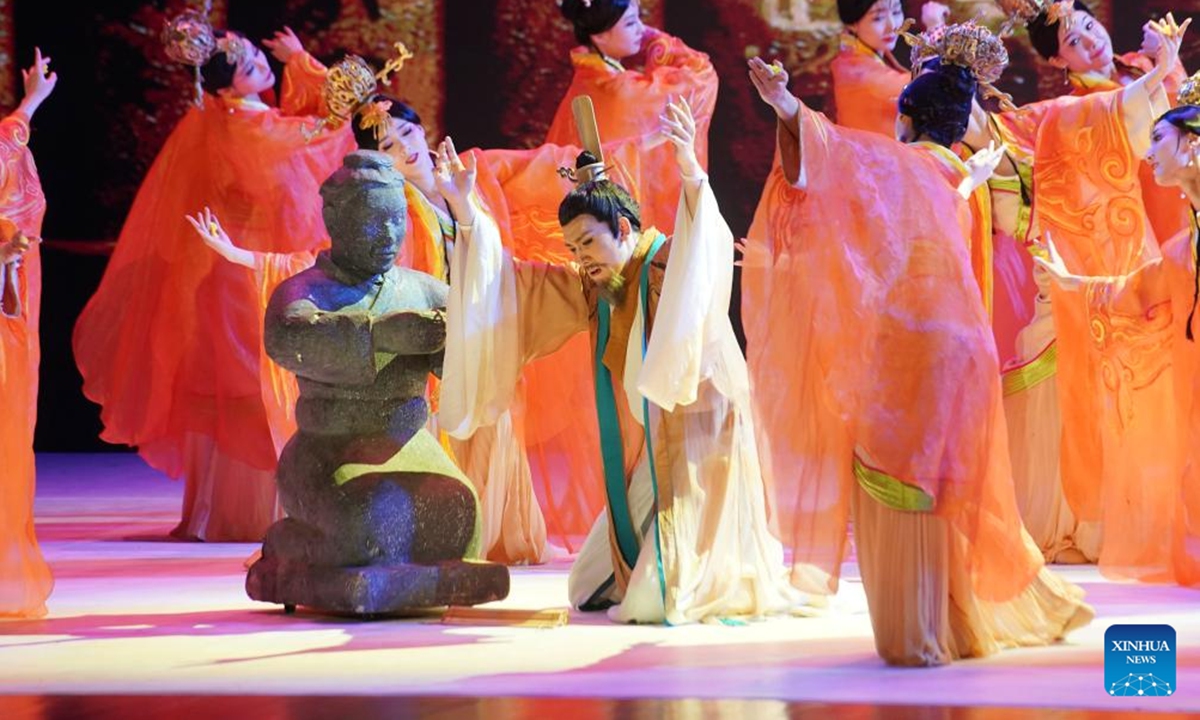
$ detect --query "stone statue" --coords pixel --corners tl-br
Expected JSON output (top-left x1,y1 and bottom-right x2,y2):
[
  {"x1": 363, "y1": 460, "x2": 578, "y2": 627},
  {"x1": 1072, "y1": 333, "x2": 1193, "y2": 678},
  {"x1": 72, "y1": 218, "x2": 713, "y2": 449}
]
[{"x1": 246, "y1": 150, "x2": 509, "y2": 615}]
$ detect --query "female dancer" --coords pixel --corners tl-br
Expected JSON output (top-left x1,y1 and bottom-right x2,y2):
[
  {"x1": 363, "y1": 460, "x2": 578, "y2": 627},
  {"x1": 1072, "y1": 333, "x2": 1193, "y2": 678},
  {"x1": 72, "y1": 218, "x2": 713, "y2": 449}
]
[
  {"x1": 1037, "y1": 78, "x2": 1200, "y2": 586},
  {"x1": 74, "y1": 13, "x2": 353, "y2": 541},
  {"x1": 0, "y1": 49, "x2": 56, "y2": 618},
  {"x1": 828, "y1": 0, "x2": 912, "y2": 135},
  {"x1": 743, "y1": 22, "x2": 1091, "y2": 665},
  {"x1": 1014, "y1": 11, "x2": 1192, "y2": 581},
  {"x1": 1024, "y1": 0, "x2": 1189, "y2": 242},
  {"x1": 551, "y1": 0, "x2": 717, "y2": 234}
]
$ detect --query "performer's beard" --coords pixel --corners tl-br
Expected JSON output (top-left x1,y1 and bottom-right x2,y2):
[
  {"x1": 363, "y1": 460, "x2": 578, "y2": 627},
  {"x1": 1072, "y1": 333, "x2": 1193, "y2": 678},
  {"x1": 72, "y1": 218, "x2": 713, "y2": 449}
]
[{"x1": 596, "y1": 269, "x2": 627, "y2": 305}]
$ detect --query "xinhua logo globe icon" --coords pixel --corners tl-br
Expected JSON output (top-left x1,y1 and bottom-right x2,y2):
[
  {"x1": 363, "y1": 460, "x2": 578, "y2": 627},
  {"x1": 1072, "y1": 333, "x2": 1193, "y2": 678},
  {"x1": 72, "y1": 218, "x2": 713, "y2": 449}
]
[
  {"x1": 1108, "y1": 673, "x2": 1173, "y2": 696},
  {"x1": 1104, "y1": 625, "x2": 1176, "y2": 699}
]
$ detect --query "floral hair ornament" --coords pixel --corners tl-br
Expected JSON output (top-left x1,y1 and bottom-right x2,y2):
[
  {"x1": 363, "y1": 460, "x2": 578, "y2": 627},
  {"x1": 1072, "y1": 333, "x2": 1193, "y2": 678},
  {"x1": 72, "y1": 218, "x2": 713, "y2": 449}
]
[
  {"x1": 358, "y1": 99, "x2": 395, "y2": 144},
  {"x1": 994, "y1": 0, "x2": 1074, "y2": 36},
  {"x1": 215, "y1": 33, "x2": 248, "y2": 68},
  {"x1": 903, "y1": 20, "x2": 1015, "y2": 111},
  {"x1": 304, "y1": 42, "x2": 415, "y2": 143}
]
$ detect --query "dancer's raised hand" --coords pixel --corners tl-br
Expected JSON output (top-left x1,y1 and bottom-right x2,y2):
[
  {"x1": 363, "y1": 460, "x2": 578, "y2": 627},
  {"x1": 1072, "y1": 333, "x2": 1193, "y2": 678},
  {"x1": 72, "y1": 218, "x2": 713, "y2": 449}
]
[
  {"x1": 960, "y1": 141, "x2": 1007, "y2": 199},
  {"x1": 0, "y1": 229, "x2": 36, "y2": 265},
  {"x1": 186, "y1": 207, "x2": 254, "y2": 268},
  {"x1": 263, "y1": 26, "x2": 304, "y2": 63},
  {"x1": 747, "y1": 56, "x2": 799, "y2": 121},
  {"x1": 20, "y1": 47, "x2": 56, "y2": 119},
  {"x1": 661, "y1": 96, "x2": 703, "y2": 181},
  {"x1": 434, "y1": 136, "x2": 478, "y2": 227}
]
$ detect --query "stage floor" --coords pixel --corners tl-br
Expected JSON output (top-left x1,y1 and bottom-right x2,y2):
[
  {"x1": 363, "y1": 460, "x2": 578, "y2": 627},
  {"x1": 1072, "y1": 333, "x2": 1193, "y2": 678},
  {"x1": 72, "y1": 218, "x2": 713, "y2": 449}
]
[{"x1": 3, "y1": 454, "x2": 1200, "y2": 715}]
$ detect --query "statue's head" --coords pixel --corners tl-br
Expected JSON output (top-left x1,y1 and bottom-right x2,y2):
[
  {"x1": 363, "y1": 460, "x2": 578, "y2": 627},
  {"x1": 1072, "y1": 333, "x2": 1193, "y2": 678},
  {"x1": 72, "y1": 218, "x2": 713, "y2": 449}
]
[{"x1": 320, "y1": 151, "x2": 408, "y2": 280}]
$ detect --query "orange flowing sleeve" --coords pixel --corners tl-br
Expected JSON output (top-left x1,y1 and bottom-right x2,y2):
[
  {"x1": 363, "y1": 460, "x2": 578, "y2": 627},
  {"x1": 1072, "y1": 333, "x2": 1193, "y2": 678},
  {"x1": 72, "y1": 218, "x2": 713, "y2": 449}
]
[
  {"x1": 1034, "y1": 88, "x2": 1157, "y2": 273},
  {"x1": 280, "y1": 51, "x2": 329, "y2": 118},
  {"x1": 0, "y1": 258, "x2": 53, "y2": 617},
  {"x1": 467, "y1": 144, "x2": 621, "y2": 547},
  {"x1": 1031, "y1": 87, "x2": 1167, "y2": 526},
  {"x1": 253, "y1": 251, "x2": 316, "y2": 454}
]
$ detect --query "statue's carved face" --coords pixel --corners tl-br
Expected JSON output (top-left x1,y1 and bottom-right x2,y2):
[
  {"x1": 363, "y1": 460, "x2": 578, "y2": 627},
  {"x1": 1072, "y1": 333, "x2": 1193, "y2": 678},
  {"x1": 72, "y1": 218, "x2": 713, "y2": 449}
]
[
  {"x1": 562, "y1": 212, "x2": 634, "y2": 287},
  {"x1": 329, "y1": 187, "x2": 407, "y2": 278}
]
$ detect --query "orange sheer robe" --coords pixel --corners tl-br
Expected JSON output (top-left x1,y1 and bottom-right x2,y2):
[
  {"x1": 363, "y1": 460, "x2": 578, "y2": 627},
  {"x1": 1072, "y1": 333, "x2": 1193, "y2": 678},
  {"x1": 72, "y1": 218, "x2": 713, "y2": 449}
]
[
  {"x1": 1032, "y1": 84, "x2": 1182, "y2": 581},
  {"x1": 0, "y1": 111, "x2": 52, "y2": 618},
  {"x1": 981, "y1": 104, "x2": 1101, "y2": 562},
  {"x1": 396, "y1": 163, "x2": 556, "y2": 565},
  {"x1": 1074, "y1": 222, "x2": 1200, "y2": 585},
  {"x1": 73, "y1": 53, "x2": 354, "y2": 541},
  {"x1": 829, "y1": 33, "x2": 909, "y2": 137},
  {"x1": 743, "y1": 104, "x2": 1089, "y2": 665}
]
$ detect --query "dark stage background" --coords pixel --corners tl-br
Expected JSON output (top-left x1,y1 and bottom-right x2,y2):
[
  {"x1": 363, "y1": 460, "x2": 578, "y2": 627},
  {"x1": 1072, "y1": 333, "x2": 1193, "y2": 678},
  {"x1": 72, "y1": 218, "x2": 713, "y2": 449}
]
[{"x1": 13, "y1": 0, "x2": 1198, "y2": 451}]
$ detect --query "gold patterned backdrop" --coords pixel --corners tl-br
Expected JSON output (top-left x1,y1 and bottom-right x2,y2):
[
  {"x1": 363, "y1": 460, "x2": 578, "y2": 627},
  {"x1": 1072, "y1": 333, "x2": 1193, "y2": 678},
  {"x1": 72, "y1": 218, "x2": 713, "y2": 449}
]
[
  {"x1": 5, "y1": 0, "x2": 1197, "y2": 239},
  {"x1": 5, "y1": 0, "x2": 1197, "y2": 450}
]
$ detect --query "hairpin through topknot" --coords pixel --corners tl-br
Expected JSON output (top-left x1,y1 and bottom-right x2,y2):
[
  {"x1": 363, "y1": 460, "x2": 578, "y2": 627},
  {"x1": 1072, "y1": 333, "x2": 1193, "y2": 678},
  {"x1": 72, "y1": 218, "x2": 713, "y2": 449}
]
[{"x1": 556, "y1": 159, "x2": 609, "y2": 186}]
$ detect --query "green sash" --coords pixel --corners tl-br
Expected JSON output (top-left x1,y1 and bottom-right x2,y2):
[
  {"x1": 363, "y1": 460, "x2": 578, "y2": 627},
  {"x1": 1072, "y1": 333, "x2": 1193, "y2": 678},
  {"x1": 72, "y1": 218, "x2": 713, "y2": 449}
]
[{"x1": 593, "y1": 232, "x2": 669, "y2": 611}]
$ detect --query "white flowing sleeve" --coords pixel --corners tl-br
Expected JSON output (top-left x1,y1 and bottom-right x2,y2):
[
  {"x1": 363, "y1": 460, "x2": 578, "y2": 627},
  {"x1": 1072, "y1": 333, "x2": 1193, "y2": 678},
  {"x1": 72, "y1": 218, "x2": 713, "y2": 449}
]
[
  {"x1": 633, "y1": 180, "x2": 737, "y2": 412},
  {"x1": 1121, "y1": 73, "x2": 1167, "y2": 159},
  {"x1": 440, "y1": 200, "x2": 523, "y2": 439}
]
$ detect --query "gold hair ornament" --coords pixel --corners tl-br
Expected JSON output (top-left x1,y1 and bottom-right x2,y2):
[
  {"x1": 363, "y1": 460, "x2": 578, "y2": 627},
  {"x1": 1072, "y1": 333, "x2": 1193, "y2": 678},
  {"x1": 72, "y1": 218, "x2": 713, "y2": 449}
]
[
  {"x1": 304, "y1": 42, "x2": 415, "y2": 142},
  {"x1": 1180, "y1": 70, "x2": 1200, "y2": 107},
  {"x1": 162, "y1": 3, "x2": 255, "y2": 108},
  {"x1": 994, "y1": 0, "x2": 1074, "y2": 36},
  {"x1": 376, "y1": 42, "x2": 414, "y2": 85},
  {"x1": 358, "y1": 99, "x2": 394, "y2": 143},
  {"x1": 215, "y1": 34, "x2": 248, "y2": 68},
  {"x1": 162, "y1": 9, "x2": 216, "y2": 107},
  {"x1": 903, "y1": 20, "x2": 1015, "y2": 111}
]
